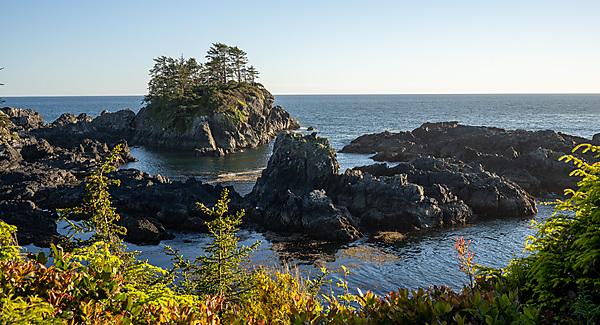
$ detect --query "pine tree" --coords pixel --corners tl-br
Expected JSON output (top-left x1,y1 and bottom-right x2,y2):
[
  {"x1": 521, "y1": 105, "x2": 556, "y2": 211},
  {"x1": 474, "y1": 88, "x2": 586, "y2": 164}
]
[
  {"x1": 244, "y1": 65, "x2": 260, "y2": 83},
  {"x1": 205, "y1": 42, "x2": 232, "y2": 84},
  {"x1": 195, "y1": 189, "x2": 260, "y2": 297},
  {"x1": 57, "y1": 144, "x2": 127, "y2": 255},
  {"x1": 228, "y1": 46, "x2": 249, "y2": 83}
]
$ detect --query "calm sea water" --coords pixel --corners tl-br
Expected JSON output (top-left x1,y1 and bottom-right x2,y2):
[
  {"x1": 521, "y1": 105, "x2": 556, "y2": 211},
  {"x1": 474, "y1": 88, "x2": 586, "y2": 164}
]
[{"x1": 6, "y1": 94, "x2": 600, "y2": 294}]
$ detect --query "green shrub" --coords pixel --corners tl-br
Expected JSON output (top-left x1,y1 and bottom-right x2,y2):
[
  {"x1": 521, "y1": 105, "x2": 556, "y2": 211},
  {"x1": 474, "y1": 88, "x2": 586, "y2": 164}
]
[{"x1": 502, "y1": 143, "x2": 600, "y2": 322}]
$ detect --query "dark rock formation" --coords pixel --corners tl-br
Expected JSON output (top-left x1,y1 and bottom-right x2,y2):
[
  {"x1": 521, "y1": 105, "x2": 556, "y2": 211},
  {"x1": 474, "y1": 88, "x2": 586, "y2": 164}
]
[
  {"x1": 247, "y1": 131, "x2": 536, "y2": 241},
  {"x1": 32, "y1": 109, "x2": 137, "y2": 148},
  {"x1": 0, "y1": 200, "x2": 65, "y2": 247},
  {"x1": 1, "y1": 107, "x2": 45, "y2": 130},
  {"x1": 341, "y1": 122, "x2": 598, "y2": 196},
  {"x1": 247, "y1": 131, "x2": 360, "y2": 241},
  {"x1": 0, "y1": 106, "x2": 258, "y2": 246}
]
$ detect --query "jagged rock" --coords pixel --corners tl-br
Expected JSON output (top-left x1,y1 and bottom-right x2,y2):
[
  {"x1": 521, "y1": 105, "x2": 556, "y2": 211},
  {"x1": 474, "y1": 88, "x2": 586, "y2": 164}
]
[
  {"x1": 341, "y1": 122, "x2": 598, "y2": 196},
  {"x1": 28, "y1": 85, "x2": 299, "y2": 156},
  {"x1": 0, "y1": 143, "x2": 22, "y2": 168},
  {"x1": 33, "y1": 110, "x2": 136, "y2": 148},
  {"x1": 1, "y1": 107, "x2": 45, "y2": 130},
  {"x1": 117, "y1": 216, "x2": 174, "y2": 245},
  {"x1": 21, "y1": 139, "x2": 55, "y2": 162},
  {"x1": 356, "y1": 157, "x2": 537, "y2": 218},
  {"x1": 248, "y1": 131, "x2": 537, "y2": 241},
  {"x1": 301, "y1": 190, "x2": 361, "y2": 241},
  {"x1": 248, "y1": 131, "x2": 361, "y2": 241}
]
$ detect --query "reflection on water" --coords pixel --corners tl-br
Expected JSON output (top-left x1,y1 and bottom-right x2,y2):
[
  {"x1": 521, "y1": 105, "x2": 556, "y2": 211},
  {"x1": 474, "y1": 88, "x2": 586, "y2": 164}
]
[
  {"x1": 121, "y1": 143, "x2": 274, "y2": 196},
  {"x1": 21, "y1": 202, "x2": 546, "y2": 297}
]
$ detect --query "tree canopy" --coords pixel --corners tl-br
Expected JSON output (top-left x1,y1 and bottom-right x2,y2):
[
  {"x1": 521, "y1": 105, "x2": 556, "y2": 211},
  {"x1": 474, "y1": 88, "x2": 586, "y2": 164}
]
[{"x1": 144, "y1": 43, "x2": 259, "y2": 106}]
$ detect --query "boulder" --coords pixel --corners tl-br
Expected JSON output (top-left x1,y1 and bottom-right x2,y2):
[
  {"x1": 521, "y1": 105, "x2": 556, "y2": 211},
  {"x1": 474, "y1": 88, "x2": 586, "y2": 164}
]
[
  {"x1": 301, "y1": 190, "x2": 361, "y2": 241},
  {"x1": 117, "y1": 216, "x2": 174, "y2": 245}
]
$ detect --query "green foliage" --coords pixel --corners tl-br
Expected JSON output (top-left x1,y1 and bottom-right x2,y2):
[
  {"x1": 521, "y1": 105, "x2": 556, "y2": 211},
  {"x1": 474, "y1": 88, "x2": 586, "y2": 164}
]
[
  {"x1": 228, "y1": 268, "x2": 325, "y2": 323},
  {"x1": 502, "y1": 143, "x2": 600, "y2": 320},
  {"x1": 0, "y1": 294, "x2": 59, "y2": 325},
  {"x1": 204, "y1": 43, "x2": 258, "y2": 84},
  {"x1": 144, "y1": 55, "x2": 204, "y2": 107},
  {"x1": 0, "y1": 221, "x2": 19, "y2": 261},
  {"x1": 57, "y1": 144, "x2": 127, "y2": 255},
  {"x1": 144, "y1": 81, "x2": 262, "y2": 133},
  {"x1": 142, "y1": 44, "x2": 261, "y2": 133},
  {"x1": 196, "y1": 189, "x2": 260, "y2": 297}
]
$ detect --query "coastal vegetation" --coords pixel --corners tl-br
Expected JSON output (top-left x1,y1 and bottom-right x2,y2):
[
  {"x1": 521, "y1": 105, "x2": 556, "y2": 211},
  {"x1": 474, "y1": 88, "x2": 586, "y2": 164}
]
[
  {"x1": 142, "y1": 43, "x2": 262, "y2": 132},
  {"x1": 1, "y1": 142, "x2": 599, "y2": 323}
]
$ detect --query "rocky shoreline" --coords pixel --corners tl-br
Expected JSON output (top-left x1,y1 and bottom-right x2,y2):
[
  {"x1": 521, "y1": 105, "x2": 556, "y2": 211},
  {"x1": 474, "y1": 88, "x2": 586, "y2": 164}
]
[
  {"x1": 1, "y1": 106, "x2": 597, "y2": 247},
  {"x1": 30, "y1": 86, "x2": 300, "y2": 157}
]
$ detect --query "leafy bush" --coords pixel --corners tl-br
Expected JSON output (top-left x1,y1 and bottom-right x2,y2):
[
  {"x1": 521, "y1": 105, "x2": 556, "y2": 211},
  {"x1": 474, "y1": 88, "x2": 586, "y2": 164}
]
[{"x1": 502, "y1": 143, "x2": 600, "y2": 322}]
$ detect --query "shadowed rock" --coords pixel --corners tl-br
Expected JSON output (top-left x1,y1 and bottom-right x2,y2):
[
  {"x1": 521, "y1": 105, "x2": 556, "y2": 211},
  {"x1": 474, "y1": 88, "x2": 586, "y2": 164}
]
[
  {"x1": 247, "y1": 131, "x2": 536, "y2": 241},
  {"x1": 341, "y1": 122, "x2": 599, "y2": 196}
]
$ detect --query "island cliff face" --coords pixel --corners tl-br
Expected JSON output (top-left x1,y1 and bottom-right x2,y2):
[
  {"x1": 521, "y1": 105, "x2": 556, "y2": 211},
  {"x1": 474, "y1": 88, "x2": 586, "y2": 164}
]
[{"x1": 133, "y1": 85, "x2": 300, "y2": 156}]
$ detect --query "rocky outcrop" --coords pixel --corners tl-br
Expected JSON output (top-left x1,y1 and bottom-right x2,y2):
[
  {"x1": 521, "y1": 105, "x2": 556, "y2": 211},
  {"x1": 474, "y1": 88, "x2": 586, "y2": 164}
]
[
  {"x1": 1, "y1": 107, "x2": 45, "y2": 130},
  {"x1": 247, "y1": 132, "x2": 361, "y2": 241},
  {"x1": 133, "y1": 86, "x2": 300, "y2": 155},
  {"x1": 341, "y1": 122, "x2": 599, "y2": 196},
  {"x1": 247, "y1": 131, "x2": 536, "y2": 241},
  {"x1": 27, "y1": 85, "x2": 300, "y2": 156},
  {"x1": 32, "y1": 109, "x2": 137, "y2": 148}
]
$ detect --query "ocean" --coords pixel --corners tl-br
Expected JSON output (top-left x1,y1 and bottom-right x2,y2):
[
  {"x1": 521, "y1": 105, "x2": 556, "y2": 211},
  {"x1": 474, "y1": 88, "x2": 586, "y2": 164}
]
[{"x1": 4, "y1": 93, "x2": 600, "y2": 294}]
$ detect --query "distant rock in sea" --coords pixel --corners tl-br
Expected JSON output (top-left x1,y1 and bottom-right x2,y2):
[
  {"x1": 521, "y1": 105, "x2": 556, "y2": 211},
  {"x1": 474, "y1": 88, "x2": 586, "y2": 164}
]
[{"x1": 341, "y1": 122, "x2": 599, "y2": 196}]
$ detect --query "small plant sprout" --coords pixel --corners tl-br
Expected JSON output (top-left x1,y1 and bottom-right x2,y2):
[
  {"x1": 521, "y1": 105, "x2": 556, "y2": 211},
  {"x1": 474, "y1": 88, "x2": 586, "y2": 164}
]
[{"x1": 454, "y1": 236, "x2": 476, "y2": 288}]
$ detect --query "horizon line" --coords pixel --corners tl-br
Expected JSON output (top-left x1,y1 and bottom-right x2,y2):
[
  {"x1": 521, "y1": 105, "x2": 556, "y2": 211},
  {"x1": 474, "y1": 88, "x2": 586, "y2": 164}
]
[{"x1": 3, "y1": 91, "x2": 600, "y2": 98}]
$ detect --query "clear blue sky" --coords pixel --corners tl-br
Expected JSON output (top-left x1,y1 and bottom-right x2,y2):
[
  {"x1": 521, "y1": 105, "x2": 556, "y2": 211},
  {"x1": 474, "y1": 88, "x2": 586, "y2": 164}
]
[{"x1": 1, "y1": 1, "x2": 599, "y2": 96}]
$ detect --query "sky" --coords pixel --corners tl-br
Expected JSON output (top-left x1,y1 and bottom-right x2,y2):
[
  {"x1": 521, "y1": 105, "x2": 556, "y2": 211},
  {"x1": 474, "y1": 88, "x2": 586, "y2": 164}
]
[{"x1": 1, "y1": 1, "x2": 599, "y2": 96}]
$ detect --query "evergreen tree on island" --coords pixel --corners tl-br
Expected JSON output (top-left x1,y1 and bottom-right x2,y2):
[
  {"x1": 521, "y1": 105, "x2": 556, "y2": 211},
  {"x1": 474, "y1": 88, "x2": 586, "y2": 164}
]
[{"x1": 143, "y1": 43, "x2": 260, "y2": 109}]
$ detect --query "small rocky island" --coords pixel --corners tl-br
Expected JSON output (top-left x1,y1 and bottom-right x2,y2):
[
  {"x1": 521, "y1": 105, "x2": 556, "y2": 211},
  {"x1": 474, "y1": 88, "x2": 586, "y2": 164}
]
[{"x1": 340, "y1": 122, "x2": 600, "y2": 196}]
